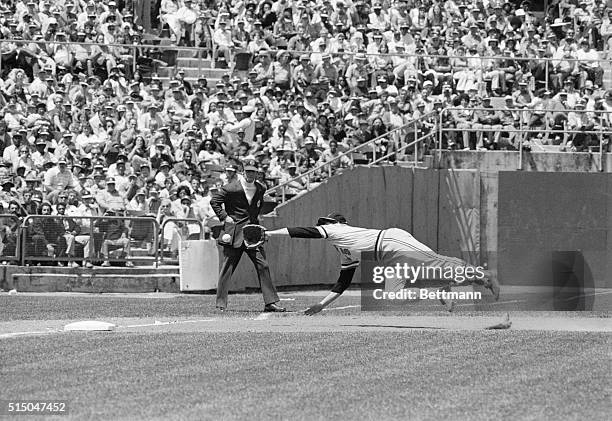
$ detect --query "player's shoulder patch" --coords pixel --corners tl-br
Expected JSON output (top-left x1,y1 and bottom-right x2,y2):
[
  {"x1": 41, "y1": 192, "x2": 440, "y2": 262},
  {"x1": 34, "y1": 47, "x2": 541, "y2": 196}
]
[
  {"x1": 316, "y1": 225, "x2": 329, "y2": 238},
  {"x1": 317, "y1": 223, "x2": 353, "y2": 239}
]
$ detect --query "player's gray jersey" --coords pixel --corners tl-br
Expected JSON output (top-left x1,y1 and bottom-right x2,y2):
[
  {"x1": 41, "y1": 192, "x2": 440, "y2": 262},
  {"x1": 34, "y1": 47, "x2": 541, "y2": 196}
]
[{"x1": 315, "y1": 224, "x2": 383, "y2": 270}]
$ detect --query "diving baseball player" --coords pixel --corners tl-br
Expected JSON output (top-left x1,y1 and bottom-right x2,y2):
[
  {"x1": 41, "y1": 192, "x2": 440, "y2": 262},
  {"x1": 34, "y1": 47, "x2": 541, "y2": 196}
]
[{"x1": 266, "y1": 213, "x2": 500, "y2": 315}]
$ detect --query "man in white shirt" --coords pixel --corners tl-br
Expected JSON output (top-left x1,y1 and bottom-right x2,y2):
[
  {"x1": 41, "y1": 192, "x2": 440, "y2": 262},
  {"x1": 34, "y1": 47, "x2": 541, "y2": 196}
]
[
  {"x1": 575, "y1": 39, "x2": 604, "y2": 86},
  {"x1": 212, "y1": 20, "x2": 234, "y2": 67}
]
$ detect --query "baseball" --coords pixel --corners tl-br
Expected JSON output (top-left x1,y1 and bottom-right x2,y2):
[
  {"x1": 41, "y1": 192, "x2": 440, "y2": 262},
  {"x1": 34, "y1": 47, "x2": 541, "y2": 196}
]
[{"x1": 222, "y1": 234, "x2": 231, "y2": 243}]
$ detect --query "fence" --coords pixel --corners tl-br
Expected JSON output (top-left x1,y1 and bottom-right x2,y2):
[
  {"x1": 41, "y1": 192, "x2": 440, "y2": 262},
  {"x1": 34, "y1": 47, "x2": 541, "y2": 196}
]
[
  {"x1": 265, "y1": 111, "x2": 438, "y2": 202},
  {"x1": 19, "y1": 214, "x2": 159, "y2": 267},
  {"x1": 158, "y1": 217, "x2": 205, "y2": 264},
  {"x1": 0, "y1": 214, "x2": 23, "y2": 263},
  {"x1": 438, "y1": 107, "x2": 612, "y2": 171},
  {"x1": 0, "y1": 38, "x2": 212, "y2": 81},
  {"x1": 267, "y1": 106, "x2": 612, "y2": 201},
  {"x1": 9, "y1": 214, "x2": 211, "y2": 267},
  {"x1": 1, "y1": 38, "x2": 608, "y2": 90}
]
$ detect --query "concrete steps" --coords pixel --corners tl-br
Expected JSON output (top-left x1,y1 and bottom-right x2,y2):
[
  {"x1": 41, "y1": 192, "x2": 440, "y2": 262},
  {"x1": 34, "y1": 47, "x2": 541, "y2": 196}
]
[
  {"x1": 158, "y1": 66, "x2": 228, "y2": 79},
  {"x1": 176, "y1": 57, "x2": 212, "y2": 67}
]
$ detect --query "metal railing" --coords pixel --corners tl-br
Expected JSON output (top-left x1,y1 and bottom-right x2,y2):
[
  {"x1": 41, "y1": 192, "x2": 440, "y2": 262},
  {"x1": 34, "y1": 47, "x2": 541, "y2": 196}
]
[
  {"x1": 158, "y1": 217, "x2": 205, "y2": 264},
  {"x1": 267, "y1": 105, "x2": 612, "y2": 206},
  {"x1": 265, "y1": 111, "x2": 438, "y2": 202},
  {"x1": 1, "y1": 38, "x2": 608, "y2": 87},
  {"x1": 369, "y1": 131, "x2": 438, "y2": 167},
  {"x1": 0, "y1": 38, "x2": 213, "y2": 79},
  {"x1": 20, "y1": 214, "x2": 159, "y2": 266},
  {"x1": 438, "y1": 107, "x2": 612, "y2": 171}
]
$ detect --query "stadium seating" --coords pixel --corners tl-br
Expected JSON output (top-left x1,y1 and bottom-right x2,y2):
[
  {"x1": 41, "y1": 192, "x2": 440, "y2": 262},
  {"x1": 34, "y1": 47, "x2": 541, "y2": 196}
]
[{"x1": 0, "y1": 0, "x2": 610, "y2": 266}]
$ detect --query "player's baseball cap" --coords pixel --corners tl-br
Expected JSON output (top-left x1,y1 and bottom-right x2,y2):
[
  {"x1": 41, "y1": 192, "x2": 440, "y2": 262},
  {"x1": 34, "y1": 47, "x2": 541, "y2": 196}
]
[
  {"x1": 243, "y1": 160, "x2": 258, "y2": 172},
  {"x1": 317, "y1": 212, "x2": 347, "y2": 225}
]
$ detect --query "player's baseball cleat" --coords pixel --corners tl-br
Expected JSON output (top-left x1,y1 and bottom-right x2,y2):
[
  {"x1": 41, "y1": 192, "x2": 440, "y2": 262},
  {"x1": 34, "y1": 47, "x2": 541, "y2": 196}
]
[
  {"x1": 484, "y1": 276, "x2": 500, "y2": 301},
  {"x1": 437, "y1": 286, "x2": 455, "y2": 312},
  {"x1": 485, "y1": 313, "x2": 511, "y2": 330}
]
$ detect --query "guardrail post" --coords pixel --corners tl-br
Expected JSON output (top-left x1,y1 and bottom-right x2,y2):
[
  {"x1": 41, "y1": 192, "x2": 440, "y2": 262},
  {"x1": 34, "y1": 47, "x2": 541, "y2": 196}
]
[
  {"x1": 600, "y1": 129, "x2": 604, "y2": 172},
  {"x1": 89, "y1": 218, "x2": 94, "y2": 261},
  {"x1": 518, "y1": 115, "x2": 524, "y2": 170},
  {"x1": 545, "y1": 60, "x2": 549, "y2": 91},
  {"x1": 414, "y1": 123, "x2": 418, "y2": 166},
  {"x1": 132, "y1": 42, "x2": 137, "y2": 76},
  {"x1": 438, "y1": 109, "x2": 444, "y2": 169},
  {"x1": 21, "y1": 222, "x2": 26, "y2": 266}
]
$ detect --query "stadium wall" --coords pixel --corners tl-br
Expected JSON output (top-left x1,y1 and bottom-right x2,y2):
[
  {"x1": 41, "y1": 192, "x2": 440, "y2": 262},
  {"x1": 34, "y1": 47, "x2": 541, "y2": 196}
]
[
  {"x1": 231, "y1": 166, "x2": 484, "y2": 290},
  {"x1": 229, "y1": 167, "x2": 611, "y2": 300}
]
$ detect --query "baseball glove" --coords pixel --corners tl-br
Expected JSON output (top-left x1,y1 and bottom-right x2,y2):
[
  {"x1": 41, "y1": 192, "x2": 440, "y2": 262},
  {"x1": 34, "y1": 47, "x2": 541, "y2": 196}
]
[{"x1": 242, "y1": 224, "x2": 267, "y2": 249}]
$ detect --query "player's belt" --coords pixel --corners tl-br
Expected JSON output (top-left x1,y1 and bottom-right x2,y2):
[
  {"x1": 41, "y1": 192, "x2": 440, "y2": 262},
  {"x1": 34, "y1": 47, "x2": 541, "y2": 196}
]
[{"x1": 374, "y1": 229, "x2": 385, "y2": 262}]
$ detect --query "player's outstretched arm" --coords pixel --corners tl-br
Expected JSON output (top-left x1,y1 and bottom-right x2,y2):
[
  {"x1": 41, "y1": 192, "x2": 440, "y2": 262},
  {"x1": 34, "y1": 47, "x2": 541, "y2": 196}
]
[
  {"x1": 304, "y1": 267, "x2": 356, "y2": 315},
  {"x1": 305, "y1": 292, "x2": 341, "y2": 315},
  {"x1": 266, "y1": 227, "x2": 324, "y2": 239}
]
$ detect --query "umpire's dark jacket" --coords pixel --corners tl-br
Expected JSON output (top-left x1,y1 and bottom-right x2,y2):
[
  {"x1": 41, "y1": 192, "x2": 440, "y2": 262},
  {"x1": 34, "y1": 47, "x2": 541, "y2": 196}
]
[{"x1": 210, "y1": 179, "x2": 266, "y2": 248}]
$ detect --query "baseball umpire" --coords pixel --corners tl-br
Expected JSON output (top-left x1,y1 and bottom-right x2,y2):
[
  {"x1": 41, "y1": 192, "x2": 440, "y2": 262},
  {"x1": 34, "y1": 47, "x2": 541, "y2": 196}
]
[{"x1": 210, "y1": 160, "x2": 286, "y2": 312}]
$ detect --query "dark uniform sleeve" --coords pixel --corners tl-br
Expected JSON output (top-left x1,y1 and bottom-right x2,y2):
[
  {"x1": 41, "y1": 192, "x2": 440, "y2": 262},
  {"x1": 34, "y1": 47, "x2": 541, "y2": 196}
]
[
  {"x1": 330, "y1": 267, "x2": 357, "y2": 294},
  {"x1": 287, "y1": 227, "x2": 323, "y2": 238},
  {"x1": 210, "y1": 187, "x2": 228, "y2": 222}
]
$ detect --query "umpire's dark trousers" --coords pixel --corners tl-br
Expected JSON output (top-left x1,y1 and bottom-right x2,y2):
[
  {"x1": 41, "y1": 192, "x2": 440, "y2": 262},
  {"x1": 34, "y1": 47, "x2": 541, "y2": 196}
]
[{"x1": 216, "y1": 245, "x2": 279, "y2": 308}]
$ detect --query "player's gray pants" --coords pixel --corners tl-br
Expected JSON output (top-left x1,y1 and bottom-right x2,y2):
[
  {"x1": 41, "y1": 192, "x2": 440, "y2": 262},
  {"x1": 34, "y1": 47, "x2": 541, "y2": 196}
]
[{"x1": 378, "y1": 228, "x2": 485, "y2": 292}]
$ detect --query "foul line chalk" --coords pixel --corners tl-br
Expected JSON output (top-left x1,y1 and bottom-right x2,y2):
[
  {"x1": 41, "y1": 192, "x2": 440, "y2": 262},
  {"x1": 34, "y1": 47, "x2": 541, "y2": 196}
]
[
  {"x1": 118, "y1": 319, "x2": 216, "y2": 328},
  {"x1": 323, "y1": 305, "x2": 360, "y2": 311},
  {"x1": 0, "y1": 330, "x2": 56, "y2": 339},
  {"x1": 0, "y1": 319, "x2": 218, "y2": 339}
]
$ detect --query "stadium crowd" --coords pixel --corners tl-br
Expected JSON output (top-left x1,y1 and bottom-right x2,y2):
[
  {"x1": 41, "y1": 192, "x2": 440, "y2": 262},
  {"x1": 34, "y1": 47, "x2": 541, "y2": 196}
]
[{"x1": 0, "y1": 0, "x2": 610, "y2": 266}]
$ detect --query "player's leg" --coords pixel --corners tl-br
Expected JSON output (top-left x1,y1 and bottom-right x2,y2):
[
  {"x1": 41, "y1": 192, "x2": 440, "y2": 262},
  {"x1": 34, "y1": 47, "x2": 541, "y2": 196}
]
[
  {"x1": 380, "y1": 249, "x2": 456, "y2": 310},
  {"x1": 216, "y1": 247, "x2": 243, "y2": 309},
  {"x1": 420, "y1": 253, "x2": 499, "y2": 300},
  {"x1": 381, "y1": 228, "x2": 500, "y2": 299}
]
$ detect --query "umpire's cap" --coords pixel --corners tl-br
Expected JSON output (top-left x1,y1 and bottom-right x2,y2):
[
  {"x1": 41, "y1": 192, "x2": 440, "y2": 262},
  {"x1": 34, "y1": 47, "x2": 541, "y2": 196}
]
[{"x1": 316, "y1": 212, "x2": 347, "y2": 226}]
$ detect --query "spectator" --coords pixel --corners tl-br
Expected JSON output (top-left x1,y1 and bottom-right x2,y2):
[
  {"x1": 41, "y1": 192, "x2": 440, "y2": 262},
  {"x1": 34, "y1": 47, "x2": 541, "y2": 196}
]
[
  {"x1": 43, "y1": 158, "x2": 76, "y2": 201},
  {"x1": 97, "y1": 177, "x2": 127, "y2": 212},
  {"x1": 0, "y1": 0, "x2": 606, "y2": 270},
  {"x1": 28, "y1": 201, "x2": 67, "y2": 265},
  {"x1": 213, "y1": 20, "x2": 234, "y2": 68},
  {"x1": 55, "y1": 201, "x2": 81, "y2": 267},
  {"x1": 96, "y1": 210, "x2": 133, "y2": 267}
]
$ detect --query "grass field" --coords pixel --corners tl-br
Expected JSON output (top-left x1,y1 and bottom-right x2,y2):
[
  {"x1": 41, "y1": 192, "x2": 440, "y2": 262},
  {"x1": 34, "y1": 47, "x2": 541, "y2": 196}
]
[{"x1": 1, "y1": 293, "x2": 610, "y2": 421}]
